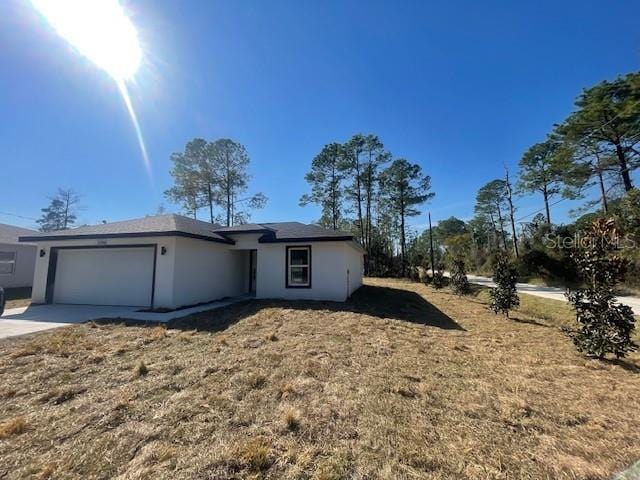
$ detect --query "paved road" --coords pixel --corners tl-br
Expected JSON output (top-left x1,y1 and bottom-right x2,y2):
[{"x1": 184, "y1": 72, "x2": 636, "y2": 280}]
[{"x1": 467, "y1": 274, "x2": 640, "y2": 315}]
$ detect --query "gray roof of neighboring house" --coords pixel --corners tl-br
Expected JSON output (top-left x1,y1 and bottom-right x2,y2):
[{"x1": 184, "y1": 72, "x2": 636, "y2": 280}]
[
  {"x1": 19, "y1": 215, "x2": 234, "y2": 244},
  {"x1": 0, "y1": 223, "x2": 38, "y2": 244},
  {"x1": 18, "y1": 215, "x2": 356, "y2": 245}
]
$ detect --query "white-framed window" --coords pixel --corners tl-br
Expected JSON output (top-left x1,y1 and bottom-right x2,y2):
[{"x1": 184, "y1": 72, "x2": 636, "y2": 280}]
[
  {"x1": 0, "y1": 251, "x2": 16, "y2": 275},
  {"x1": 286, "y1": 246, "x2": 311, "y2": 288}
]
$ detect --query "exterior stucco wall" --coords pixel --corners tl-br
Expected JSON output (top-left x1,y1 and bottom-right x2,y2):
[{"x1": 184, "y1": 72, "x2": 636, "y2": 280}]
[
  {"x1": 225, "y1": 233, "x2": 263, "y2": 250},
  {"x1": 171, "y1": 237, "x2": 246, "y2": 308},
  {"x1": 29, "y1": 237, "x2": 176, "y2": 307},
  {"x1": 0, "y1": 242, "x2": 36, "y2": 289},
  {"x1": 255, "y1": 241, "x2": 363, "y2": 302},
  {"x1": 345, "y1": 242, "x2": 364, "y2": 296}
]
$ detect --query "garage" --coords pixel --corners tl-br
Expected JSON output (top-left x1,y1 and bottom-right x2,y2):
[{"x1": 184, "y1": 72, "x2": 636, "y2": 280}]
[{"x1": 51, "y1": 246, "x2": 155, "y2": 307}]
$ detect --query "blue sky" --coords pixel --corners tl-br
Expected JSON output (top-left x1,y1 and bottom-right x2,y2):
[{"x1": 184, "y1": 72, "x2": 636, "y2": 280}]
[{"x1": 1, "y1": 0, "x2": 638, "y2": 232}]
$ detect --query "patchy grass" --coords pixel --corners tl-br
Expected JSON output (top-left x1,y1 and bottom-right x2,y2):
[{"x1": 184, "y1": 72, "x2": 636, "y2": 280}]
[
  {"x1": 473, "y1": 285, "x2": 576, "y2": 326},
  {"x1": 0, "y1": 278, "x2": 639, "y2": 479},
  {"x1": 473, "y1": 283, "x2": 640, "y2": 330},
  {"x1": 3, "y1": 287, "x2": 31, "y2": 310}
]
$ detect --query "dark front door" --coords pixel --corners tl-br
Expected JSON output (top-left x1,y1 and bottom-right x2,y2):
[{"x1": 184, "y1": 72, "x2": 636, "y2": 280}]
[{"x1": 249, "y1": 250, "x2": 257, "y2": 294}]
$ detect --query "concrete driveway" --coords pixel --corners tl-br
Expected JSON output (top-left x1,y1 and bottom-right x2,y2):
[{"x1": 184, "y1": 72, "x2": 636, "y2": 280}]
[
  {"x1": 467, "y1": 274, "x2": 640, "y2": 315},
  {"x1": 0, "y1": 304, "x2": 140, "y2": 339},
  {"x1": 0, "y1": 297, "x2": 249, "y2": 339}
]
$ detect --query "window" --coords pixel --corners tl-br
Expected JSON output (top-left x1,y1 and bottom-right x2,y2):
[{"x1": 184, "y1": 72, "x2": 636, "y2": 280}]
[
  {"x1": 0, "y1": 251, "x2": 16, "y2": 275},
  {"x1": 286, "y1": 246, "x2": 311, "y2": 288}
]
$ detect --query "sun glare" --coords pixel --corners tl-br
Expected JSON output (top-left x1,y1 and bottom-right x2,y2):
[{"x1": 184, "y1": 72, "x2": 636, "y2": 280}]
[
  {"x1": 32, "y1": 0, "x2": 152, "y2": 178},
  {"x1": 31, "y1": 0, "x2": 142, "y2": 80}
]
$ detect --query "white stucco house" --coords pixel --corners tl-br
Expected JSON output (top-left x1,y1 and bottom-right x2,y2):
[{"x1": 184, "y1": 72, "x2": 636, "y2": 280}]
[
  {"x1": 19, "y1": 214, "x2": 364, "y2": 309},
  {"x1": 0, "y1": 223, "x2": 37, "y2": 289}
]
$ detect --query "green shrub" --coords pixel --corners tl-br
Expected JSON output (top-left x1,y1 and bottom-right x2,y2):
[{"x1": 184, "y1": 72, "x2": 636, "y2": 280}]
[
  {"x1": 450, "y1": 257, "x2": 470, "y2": 295},
  {"x1": 432, "y1": 264, "x2": 446, "y2": 289},
  {"x1": 565, "y1": 218, "x2": 637, "y2": 359},
  {"x1": 489, "y1": 257, "x2": 519, "y2": 317}
]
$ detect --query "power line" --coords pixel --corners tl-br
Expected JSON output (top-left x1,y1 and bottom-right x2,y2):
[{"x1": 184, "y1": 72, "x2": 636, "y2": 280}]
[
  {"x1": 513, "y1": 197, "x2": 569, "y2": 223},
  {"x1": 0, "y1": 211, "x2": 38, "y2": 221}
]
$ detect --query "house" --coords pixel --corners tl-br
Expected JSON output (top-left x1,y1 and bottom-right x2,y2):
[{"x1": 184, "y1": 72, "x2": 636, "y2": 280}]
[
  {"x1": 19, "y1": 214, "x2": 364, "y2": 308},
  {"x1": 0, "y1": 223, "x2": 37, "y2": 289}
]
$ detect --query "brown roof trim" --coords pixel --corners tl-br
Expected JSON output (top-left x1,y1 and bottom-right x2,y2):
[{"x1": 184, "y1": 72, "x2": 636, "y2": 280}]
[
  {"x1": 216, "y1": 229, "x2": 271, "y2": 235},
  {"x1": 259, "y1": 235, "x2": 354, "y2": 243},
  {"x1": 19, "y1": 231, "x2": 236, "y2": 245}
]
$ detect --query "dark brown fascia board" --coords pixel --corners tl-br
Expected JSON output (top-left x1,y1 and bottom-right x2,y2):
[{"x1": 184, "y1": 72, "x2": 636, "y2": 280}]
[
  {"x1": 259, "y1": 235, "x2": 354, "y2": 243},
  {"x1": 19, "y1": 231, "x2": 236, "y2": 245},
  {"x1": 215, "y1": 229, "x2": 271, "y2": 235},
  {"x1": 215, "y1": 224, "x2": 278, "y2": 235}
]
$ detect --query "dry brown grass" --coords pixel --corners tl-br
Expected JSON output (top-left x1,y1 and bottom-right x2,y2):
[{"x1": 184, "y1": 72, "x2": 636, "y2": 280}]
[
  {"x1": 0, "y1": 277, "x2": 639, "y2": 479},
  {"x1": 133, "y1": 360, "x2": 149, "y2": 377},
  {"x1": 283, "y1": 406, "x2": 301, "y2": 431},
  {"x1": 0, "y1": 416, "x2": 27, "y2": 439}
]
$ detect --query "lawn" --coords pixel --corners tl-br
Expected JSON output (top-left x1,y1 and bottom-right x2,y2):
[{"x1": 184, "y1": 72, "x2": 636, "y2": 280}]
[{"x1": 0, "y1": 278, "x2": 639, "y2": 479}]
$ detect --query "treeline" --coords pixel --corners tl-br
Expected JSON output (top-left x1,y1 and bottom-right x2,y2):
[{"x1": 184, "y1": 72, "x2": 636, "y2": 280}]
[
  {"x1": 417, "y1": 72, "x2": 640, "y2": 287},
  {"x1": 299, "y1": 134, "x2": 434, "y2": 276}
]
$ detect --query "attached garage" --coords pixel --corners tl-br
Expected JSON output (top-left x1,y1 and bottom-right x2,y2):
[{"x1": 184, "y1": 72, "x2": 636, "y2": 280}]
[
  {"x1": 49, "y1": 246, "x2": 156, "y2": 307},
  {"x1": 21, "y1": 214, "x2": 364, "y2": 308}
]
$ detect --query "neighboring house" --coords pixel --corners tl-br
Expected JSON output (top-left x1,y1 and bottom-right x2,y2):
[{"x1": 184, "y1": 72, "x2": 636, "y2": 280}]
[
  {"x1": 0, "y1": 223, "x2": 37, "y2": 289},
  {"x1": 19, "y1": 214, "x2": 364, "y2": 308}
]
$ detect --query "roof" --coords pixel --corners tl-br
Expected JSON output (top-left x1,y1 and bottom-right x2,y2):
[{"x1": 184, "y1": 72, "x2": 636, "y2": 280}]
[
  {"x1": 0, "y1": 223, "x2": 38, "y2": 244},
  {"x1": 18, "y1": 215, "x2": 357, "y2": 245},
  {"x1": 19, "y1": 215, "x2": 234, "y2": 244},
  {"x1": 252, "y1": 222, "x2": 354, "y2": 242}
]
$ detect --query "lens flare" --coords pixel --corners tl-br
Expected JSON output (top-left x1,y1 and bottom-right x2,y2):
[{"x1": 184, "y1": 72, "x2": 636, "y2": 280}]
[{"x1": 32, "y1": 0, "x2": 151, "y2": 177}]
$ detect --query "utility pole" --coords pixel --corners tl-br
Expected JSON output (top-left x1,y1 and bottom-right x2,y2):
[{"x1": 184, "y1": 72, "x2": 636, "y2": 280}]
[{"x1": 428, "y1": 212, "x2": 435, "y2": 280}]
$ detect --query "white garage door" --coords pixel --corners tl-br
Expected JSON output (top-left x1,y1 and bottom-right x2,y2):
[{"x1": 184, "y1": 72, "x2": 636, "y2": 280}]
[{"x1": 53, "y1": 247, "x2": 155, "y2": 306}]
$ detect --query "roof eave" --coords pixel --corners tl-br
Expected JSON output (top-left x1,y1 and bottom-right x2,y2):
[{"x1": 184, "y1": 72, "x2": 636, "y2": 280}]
[
  {"x1": 215, "y1": 229, "x2": 271, "y2": 235},
  {"x1": 259, "y1": 235, "x2": 354, "y2": 243},
  {"x1": 19, "y1": 231, "x2": 236, "y2": 245}
]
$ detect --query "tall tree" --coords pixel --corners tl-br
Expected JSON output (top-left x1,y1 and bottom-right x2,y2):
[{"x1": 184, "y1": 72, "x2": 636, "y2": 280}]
[
  {"x1": 361, "y1": 135, "x2": 391, "y2": 256},
  {"x1": 343, "y1": 134, "x2": 367, "y2": 244},
  {"x1": 504, "y1": 167, "x2": 519, "y2": 258},
  {"x1": 516, "y1": 139, "x2": 584, "y2": 225},
  {"x1": 209, "y1": 139, "x2": 266, "y2": 226},
  {"x1": 558, "y1": 137, "x2": 619, "y2": 215},
  {"x1": 166, "y1": 138, "x2": 266, "y2": 225},
  {"x1": 299, "y1": 143, "x2": 346, "y2": 229},
  {"x1": 379, "y1": 159, "x2": 434, "y2": 276},
  {"x1": 475, "y1": 180, "x2": 508, "y2": 251},
  {"x1": 556, "y1": 73, "x2": 640, "y2": 192},
  {"x1": 37, "y1": 188, "x2": 81, "y2": 232},
  {"x1": 165, "y1": 146, "x2": 206, "y2": 219},
  {"x1": 165, "y1": 138, "x2": 214, "y2": 221}
]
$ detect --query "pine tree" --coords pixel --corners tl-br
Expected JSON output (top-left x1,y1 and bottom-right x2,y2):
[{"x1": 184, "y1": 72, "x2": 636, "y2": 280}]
[
  {"x1": 36, "y1": 189, "x2": 81, "y2": 232},
  {"x1": 299, "y1": 143, "x2": 346, "y2": 230},
  {"x1": 564, "y1": 218, "x2": 637, "y2": 358},
  {"x1": 489, "y1": 257, "x2": 520, "y2": 317},
  {"x1": 379, "y1": 159, "x2": 434, "y2": 277}
]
